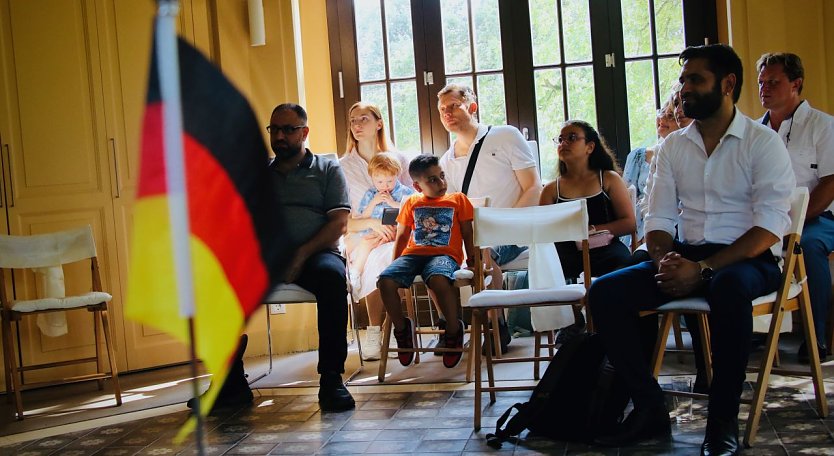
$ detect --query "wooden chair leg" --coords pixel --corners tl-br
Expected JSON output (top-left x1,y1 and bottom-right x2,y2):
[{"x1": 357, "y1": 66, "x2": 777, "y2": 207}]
[
  {"x1": 465, "y1": 317, "x2": 475, "y2": 383},
  {"x1": 472, "y1": 309, "x2": 483, "y2": 430},
  {"x1": 99, "y1": 308, "x2": 122, "y2": 405},
  {"x1": 744, "y1": 307, "x2": 784, "y2": 447},
  {"x1": 93, "y1": 309, "x2": 104, "y2": 390},
  {"x1": 651, "y1": 313, "x2": 674, "y2": 378},
  {"x1": 378, "y1": 315, "x2": 392, "y2": 383},
  {"x1": 6, "y1": 319, "x2": 24, "y2": 420},
  {"x1": 483, "y1": 310, "x2": 497, "y2": 405},
  {"x1": 489, "y1": 309, "x2": 502, "y2": 359},
  {"x1": 533, "y1": 331, "x2": 542, "y2": 380},
  {"x1": 2, "y1": 314, "x2": 13, "y2": 403},
  {"x1": 672, "y1": 317, "x2": 686, "y2": 363},
  {"x1": 697, "y1": 314, "x2": 713, "y2": 386},
  {"x1": 547, "y1": 330, "x2": 555, "y2": 357},
  {"x1": 797, "y1": 271, "x2": 828, "y2": 419}
]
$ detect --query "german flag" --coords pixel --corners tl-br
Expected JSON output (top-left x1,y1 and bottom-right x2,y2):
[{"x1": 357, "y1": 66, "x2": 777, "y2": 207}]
[{"x1": 125, "y1": 32, "x2": 288, "y2": 433}]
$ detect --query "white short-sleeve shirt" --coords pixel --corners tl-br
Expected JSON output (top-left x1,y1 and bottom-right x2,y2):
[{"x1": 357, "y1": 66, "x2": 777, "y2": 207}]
[
  {"x1": 439, "y1": 124, "x2": 537, "y2": 209},
  {"x1": 758, "y1": 100, "x2": 834, "y2": 213}
]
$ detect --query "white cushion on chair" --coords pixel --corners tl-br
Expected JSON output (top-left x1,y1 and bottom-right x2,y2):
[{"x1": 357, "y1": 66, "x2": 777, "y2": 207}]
[
  {"x1": 11, "y1": 292, "x2": 112, "y2": 312},
  {"x1": 653, "y1": 282, "x2": 802, "y2": 314},
  {"x1": 464, "y1": 284, "x2": 585, "y2": 308},
  {"x1": 264, "y1": 283, "x2": 316, "y2": 304},
  {"x1": 752, "y1": 283, "x2": 802, "y2": 305},
  {"x1": 453, "y1": 269, "x2": 474, "y2": 280}
]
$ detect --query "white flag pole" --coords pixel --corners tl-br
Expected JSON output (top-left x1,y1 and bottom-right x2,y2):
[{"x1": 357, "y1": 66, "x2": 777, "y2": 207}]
[{"x1": 155, "y1": 1, "x2": 204, "y2": 453}]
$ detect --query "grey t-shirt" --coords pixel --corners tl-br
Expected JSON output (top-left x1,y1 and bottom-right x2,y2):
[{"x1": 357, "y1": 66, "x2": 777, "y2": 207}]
[{"x1": 269, "y1": 150, "x2": 350, "y2": 254}]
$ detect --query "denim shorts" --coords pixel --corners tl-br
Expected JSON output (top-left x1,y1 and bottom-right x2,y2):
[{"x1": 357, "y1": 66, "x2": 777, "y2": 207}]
[
  {"x1": 378, "y1": 254, "x2": 459, "y2": 288},
  {"x1": 489, "y1": 244, "x2": 528, "y2": 266}
]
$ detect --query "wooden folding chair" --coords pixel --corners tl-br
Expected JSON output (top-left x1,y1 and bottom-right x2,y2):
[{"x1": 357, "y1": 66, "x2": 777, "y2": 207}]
[
  {"x1": 0, "y1": 226, "x2": 121, "y2": 420},
  {"x1": 463, "y1": 201, "x2": 591, "y2": 429},
  {"x1": 647, "y1": 187, "x2": 827, "y2": 447}
]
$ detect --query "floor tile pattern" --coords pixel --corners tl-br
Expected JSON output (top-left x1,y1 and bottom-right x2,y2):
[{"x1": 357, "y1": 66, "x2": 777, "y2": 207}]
[{"x1": 3, "y1": 382, "x2": 834, "y2": 455}]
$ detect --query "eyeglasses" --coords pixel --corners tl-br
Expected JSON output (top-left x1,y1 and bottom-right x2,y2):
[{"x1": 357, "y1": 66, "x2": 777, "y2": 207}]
[
  {"x1": 552, "y1": 133, "x2": 586, "y2": 145},
  {"x1": 266, "y1": 124, "x2": 306, "y2": 135},
  {"x1": 349, "y1": 115, "x2": 374, "y2": 126}
]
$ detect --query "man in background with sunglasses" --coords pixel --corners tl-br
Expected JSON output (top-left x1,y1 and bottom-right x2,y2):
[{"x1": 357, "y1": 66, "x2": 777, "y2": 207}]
[
  {"x1": 267, "y1": 103, "x2": 355, "y2": 412},
  {"x1": 757, "y1": 52, "x2": 834, "y2": 364}
]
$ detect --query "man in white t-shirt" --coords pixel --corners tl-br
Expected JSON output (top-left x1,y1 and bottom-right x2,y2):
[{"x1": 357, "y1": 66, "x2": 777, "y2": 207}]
[
  {"x1": 436, "y1": 83, "x2": 542, "y2": 352},
  {"x1": 437, "y1": 84, "x2": 541, "y2": 268},
  {"x1": 757, "y1": 52, "x2": 834, "y2": 363}
]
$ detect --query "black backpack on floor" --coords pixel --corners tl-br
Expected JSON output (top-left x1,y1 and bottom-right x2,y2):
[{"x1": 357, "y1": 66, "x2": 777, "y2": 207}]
[{"x1": 486, "y1": 332, "x2": 630, "y2": 448}]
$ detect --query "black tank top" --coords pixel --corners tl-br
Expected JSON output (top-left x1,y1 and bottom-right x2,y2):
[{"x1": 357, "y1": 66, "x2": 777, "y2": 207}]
[{"x1": 555, "y1": 170, "x2": 615, "y2": 226}]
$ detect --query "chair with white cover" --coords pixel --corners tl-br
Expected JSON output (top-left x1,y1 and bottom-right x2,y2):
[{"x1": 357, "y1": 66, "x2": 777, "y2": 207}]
[
  {"x1": 463, "y1": 200, "x2": 591, "y2": 429},
  {"x1": 0, "y1": 226, "x2": 121, "y2": 420},
  {"x1": 256, "y1": 279, "x2": 364, "y2": 385},
  {"x1": 647, "y1": 187, "x2": 827, "y2": 446}
]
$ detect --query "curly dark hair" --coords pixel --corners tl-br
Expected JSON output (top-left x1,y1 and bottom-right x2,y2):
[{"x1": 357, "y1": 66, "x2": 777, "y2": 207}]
[{"x1": 557, "y1": 120, "x2": 620, "y2": 176}]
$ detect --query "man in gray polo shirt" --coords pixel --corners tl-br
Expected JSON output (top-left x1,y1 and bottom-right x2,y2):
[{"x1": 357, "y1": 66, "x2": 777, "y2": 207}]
[{"x1": 268, "y1": 103, "x2": 354, "y2": 411}]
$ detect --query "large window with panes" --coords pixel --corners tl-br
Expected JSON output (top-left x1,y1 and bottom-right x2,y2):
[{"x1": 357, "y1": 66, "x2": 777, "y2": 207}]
[{"x1": 326, "y1": 0, "x2": 717, "y2": 181}]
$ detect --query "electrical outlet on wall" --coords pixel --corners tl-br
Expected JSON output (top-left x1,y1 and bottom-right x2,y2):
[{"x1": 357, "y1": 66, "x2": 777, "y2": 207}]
[{"x1": 269, "y1": 304, "x2": 286, "y2": 315}]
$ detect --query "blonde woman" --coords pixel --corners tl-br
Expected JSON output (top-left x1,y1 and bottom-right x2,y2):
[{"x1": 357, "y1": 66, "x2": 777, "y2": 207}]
[{"x1": 339, "y1": 102, "x2": 415, "y2": 360}]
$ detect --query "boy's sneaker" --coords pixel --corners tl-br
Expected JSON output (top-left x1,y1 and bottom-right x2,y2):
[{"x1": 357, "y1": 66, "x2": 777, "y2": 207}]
[
  {"x1": 362, "y1": 326, "x2": 382, "y2": 361},
  {"x1": 443, "y1": 319, "x2": 465, "y2": 369},
  {"x1": 393, "y1": 318, "x2": 416, "y2": 366}
]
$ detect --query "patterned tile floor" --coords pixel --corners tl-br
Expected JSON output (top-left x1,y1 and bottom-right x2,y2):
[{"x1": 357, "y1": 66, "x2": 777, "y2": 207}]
[{"x1": 2, "y1": 379, "x2": 834, "y2": 456}]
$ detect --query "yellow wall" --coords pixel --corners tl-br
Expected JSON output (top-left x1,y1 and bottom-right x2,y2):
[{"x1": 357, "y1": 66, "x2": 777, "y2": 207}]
[
  {"x1": 299, "y1": 0, "x2": 338, "y2": 153},
  {"x1": 720, "y1": 0, "x2": 833, "y2": 116}
]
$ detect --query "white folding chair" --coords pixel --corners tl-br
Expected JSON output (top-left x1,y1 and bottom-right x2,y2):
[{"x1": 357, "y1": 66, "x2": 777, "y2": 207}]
[
  {"x1": 647, "y1": 187, "x2": 827, "y2": 446},
  {"x1": 0, "y1": 226, "x2": 121, "y2": 420},
  {"x1": 463, "y1": 201, "x2": 591, "y2": 429},
  {"x1": 253, "y1": 270, "x2": 364, "y2": 385}
]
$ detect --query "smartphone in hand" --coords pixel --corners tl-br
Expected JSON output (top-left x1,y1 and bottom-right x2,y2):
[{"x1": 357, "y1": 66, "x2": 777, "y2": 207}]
[{"x1": 381, "y1": 207, "x2": 399, "y2": 226}]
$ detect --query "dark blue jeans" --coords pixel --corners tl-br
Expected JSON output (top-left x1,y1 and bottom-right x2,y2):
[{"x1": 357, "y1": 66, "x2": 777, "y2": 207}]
[
  {"x1": 293, "y1": 250, "x2": 348, "y2": 375},
  {"x1": 801, "y1": 212, "x2": 834, "y2": 345},
  {"x1": 589, "y1": 242, "x2": 781, "y2": 419}
]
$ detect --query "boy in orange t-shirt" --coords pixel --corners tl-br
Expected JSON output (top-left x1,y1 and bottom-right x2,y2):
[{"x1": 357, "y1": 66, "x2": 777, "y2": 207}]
[{"x1": 377, "y1": 155, "x2": 475, "y2": 369}]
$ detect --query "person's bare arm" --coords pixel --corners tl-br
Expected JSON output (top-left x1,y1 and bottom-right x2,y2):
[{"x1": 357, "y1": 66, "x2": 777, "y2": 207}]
[
  {"x1": 460, "y1": 220, "x2": 475, "y2": 269},
  {"x1": 807, "y1": 175, "x2": 834, "y2": 219},
  {"x1": 594, "y1": 171, "x2": 636, "y2": 237},
  {"x1": 513, "y1": 166, "x2": 542, "y2": 207},
  {"x1": 392, "y1": 223, "x2": 411, "y2": 260}
]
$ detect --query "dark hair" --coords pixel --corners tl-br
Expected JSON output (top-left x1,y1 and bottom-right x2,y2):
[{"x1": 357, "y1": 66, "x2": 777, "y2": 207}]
[
  {"x1": 558, "y1": 120, "x2": 620, "y2": 176},
  {"x1": 272, "y1": 103, "x2": 308, "y2": 122},
  {"x1": 756, "y1": 52, "x2": 804, "y2": 94},
  {"x1": 679, "y1": 44, "x2": 743, "y2": 102},
  {"x1": 408, "y1": 154, "x2": 439, "y2": 179}
]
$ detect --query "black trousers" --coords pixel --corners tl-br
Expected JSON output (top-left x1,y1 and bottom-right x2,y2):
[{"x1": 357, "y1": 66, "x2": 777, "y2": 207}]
[
  {"x1": 293, "y1": 250, "x2": 349, "y2": 375},
  {"x1": 555, "y1": 238, "x2": 632, "y2": 281},
  {"x1": 589, "y1": 243, "x2": 780, "y2": 419}
]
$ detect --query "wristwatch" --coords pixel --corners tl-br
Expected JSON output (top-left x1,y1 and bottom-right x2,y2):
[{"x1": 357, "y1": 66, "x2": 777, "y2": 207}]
[{"x1": 698, "y1": 260, "x2": 714, "y2": 282}]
